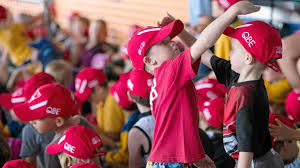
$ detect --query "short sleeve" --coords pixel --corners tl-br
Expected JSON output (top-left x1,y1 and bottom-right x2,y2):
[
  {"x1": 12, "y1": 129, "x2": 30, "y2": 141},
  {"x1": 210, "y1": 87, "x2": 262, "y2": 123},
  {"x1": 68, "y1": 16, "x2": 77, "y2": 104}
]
[
  {"x1": 210, "y1": 55, "x2": 232, "y2": 87},
  {"x1": 19, "y1": 124, "x2": 39, "y2": 157},
  {"x1": 236, "y1": 106, "x2": 254, "y2": 152}
]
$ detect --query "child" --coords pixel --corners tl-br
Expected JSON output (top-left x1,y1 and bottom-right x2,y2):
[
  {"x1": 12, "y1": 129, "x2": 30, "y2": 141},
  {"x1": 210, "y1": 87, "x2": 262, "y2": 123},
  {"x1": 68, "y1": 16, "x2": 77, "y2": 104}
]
[
  {"x1": 127, "y1": 69, "x2": 154, "y2": 168},
  {"x1": 192, "y1": 4, "x2": 284, "y2": 168},
  {"x1": 13, "y1": 83, "x2": 92, "y2": 168},
  {"x1": 46, "y1": 125, "x2": 104, "y2": 167},
  {"x1": 127, "y1": 1, "x2": 258, "y2": 167},
  {"x1": 2, "y1": 159, "x2": 34, "y2": 168}
]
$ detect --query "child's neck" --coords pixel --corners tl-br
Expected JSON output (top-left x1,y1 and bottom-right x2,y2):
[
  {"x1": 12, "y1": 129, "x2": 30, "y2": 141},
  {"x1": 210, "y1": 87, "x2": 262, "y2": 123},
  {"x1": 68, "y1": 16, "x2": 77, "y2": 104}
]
[
  {"x1": 137, "y1": 103, "x2": 151, "y2": 113},
  {"x1": 237, "y1": 67, "x2": 262, "y2": 83},
  {"x1": 55, "y1": 116, "x2": 80, "y2": 134}
]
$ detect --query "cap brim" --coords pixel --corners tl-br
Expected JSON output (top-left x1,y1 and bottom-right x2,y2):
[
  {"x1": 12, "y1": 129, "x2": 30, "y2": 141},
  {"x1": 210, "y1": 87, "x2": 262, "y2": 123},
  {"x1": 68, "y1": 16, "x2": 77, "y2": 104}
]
[
  {"x1": 74, "y1": 88, "x2": 92, "y2": 102},
  {"x1": 151, "y1": 20, "x2": 184, "y2": 45},
  {"x1": 46, "y1": 142, "x2": 64, "y2": 155},
  {"x1": 267, "y1": 60, "x2": 281, "y2": 72},
  {"x1": 13, "y1": 103, "x2": 44, "y2": 122},
  {"x1": 0, "y1": 93, "x2": 13, "y2": 109},
  {"x1": 223, "y1": 26, "x2": 236, "y2": 38}
]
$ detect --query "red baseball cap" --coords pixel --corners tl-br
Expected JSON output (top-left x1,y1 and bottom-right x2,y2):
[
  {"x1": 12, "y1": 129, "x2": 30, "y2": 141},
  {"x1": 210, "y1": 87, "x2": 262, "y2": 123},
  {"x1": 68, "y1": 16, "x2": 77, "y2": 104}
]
[
  {"x1": 285, "y1": 89, "x2": 300, "y2": 122},
  {"x1": 46, "y1": 125, "x2": 104, "y2": 159},
  {"x1": 0, "y1": 87, "x2": 25, "y2": 110},
  {"x1": 71, "y1": 162, "x2": 101, "y2": 168},
  {"x1": 3, "y1": 159, "x2": 34, "y2": 168},
  {"x1": 224, "y1": 21, "x2": 282, "y2": 72},
  {"x1": 23, "y1": 72, "x2": 56, "y2": 100},
  {"x1": 110, "y1": 72, "x2": 134, "y2": 109},
  {"x1": 75, "y1": 68, "x2": 106, "y2": 102},
  {"x1": 0, "y1": 5, "x2": 7, "y2": 22},
  {"x1": 199, "y1": 97, "x2": 225, "y2": 129},
  {"x1": 127, "y1": 69, "x2": 153, "y2": 98},
  {"x1": 13, "y1": 84, "x2": 79, "y2": 122},
  {"x1": 215, "y1": 0, "x2": 242, "y2": 10},
  {"x1": 195, "y1": 77, "x2": 226, "y2": 106},
  {"x1": 127, "y1": 20, "x2": 184, "y2": 70}
]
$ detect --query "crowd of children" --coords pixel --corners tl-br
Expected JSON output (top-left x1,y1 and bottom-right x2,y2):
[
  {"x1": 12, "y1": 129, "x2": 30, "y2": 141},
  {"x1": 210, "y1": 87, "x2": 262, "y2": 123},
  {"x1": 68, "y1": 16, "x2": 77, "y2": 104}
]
[{"x1": 0, "y1": 0, "x2": 300, "y2": 168}]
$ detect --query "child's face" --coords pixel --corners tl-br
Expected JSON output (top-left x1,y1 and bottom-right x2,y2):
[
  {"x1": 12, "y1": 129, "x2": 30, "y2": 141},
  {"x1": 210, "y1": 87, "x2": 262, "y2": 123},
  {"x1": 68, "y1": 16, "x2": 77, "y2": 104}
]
[
  {"x1": 212, "y1": 0, "x2": 225, "y2": 18},
  {"x1": 90, "y1": 85, "x2": 107, "y2": 103},
  {"x1": 279, "y1": 140, "x2": 299, "y2": 162},
  {"x1": 229, "y1": 39, "x2": 247, "y2": 73},
  {"x1": 147, "y1": 37, "x2": 180, "y2": 67},
  {"x1": 30, "y1": 117, "x2": 57, "y2": 134}
]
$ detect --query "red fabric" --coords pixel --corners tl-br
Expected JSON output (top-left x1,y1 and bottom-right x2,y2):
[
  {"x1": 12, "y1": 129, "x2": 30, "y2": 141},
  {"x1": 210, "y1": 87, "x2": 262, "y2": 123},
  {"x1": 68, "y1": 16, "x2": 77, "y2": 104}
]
[
  {"x1": 110, "y1": 72, "x2": 134, "y2": 109},
  {"x1": 0, "y1": 5, "x2": 7, "y2": 21},
  {"x1": 23, "y1": 72, "x2": 56, "y2": 100},
  {"x1": 46, "y1": 126, "x2": 104, "y2": 159},
  {"x1": 200, "y1": 97, "x2": 225, "y2": 129},
  {"x1": 285, "y1": 89, "x2": 300, "y2": 121},
  {"x1": 71, "y1": 162, "x2": 101, "y2": 168},
  {"x1": 224, "y1": 21, "x2": 282, "y2": 72},
  {"x1": 148, "y1": 49, "x2": 205, "y2": 163},
  {"x1": 216, "y1": 0, "x2": 242, "y2": 10},
  {"x1": 75, "y1": 68, "x2": 106, "y2": 102},
  {"x1": 13, "y1": 84, "x2": 79, "y2": 122},
  {"x1": 128, "y1": 20, "x2": 184, "y2": 70},
  {"x1": 3, "y1": 159, "x2": 34, "y2": 168},
  {"x1": 127, "y1": 69, "x2": 153, "y2": 98}
]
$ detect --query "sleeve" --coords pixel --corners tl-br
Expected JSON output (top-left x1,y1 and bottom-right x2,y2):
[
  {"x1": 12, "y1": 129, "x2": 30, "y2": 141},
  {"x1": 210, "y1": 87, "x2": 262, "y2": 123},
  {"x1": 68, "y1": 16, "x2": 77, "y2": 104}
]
[
  {"x1": 236, "y1": 106, "x2": 255, "y2": 153},
  {"x1": 19, "y1": 125, "x2": 39, "y2": 157},
  {"x1": 103, "y1": 95, "x2": 125, "y2": 133},
  {"x1": 45, "y1": 153, "x2": 61, "y2": 168},
  {"x1": 210, "y1": 55, "x2": 232, "y2": 86},
  {"x1": 285, "y1": 158, "x2": 300, "y2": 168},
  {"x1": 168, "y1": 48, "x2": 197, "y2": 88}
]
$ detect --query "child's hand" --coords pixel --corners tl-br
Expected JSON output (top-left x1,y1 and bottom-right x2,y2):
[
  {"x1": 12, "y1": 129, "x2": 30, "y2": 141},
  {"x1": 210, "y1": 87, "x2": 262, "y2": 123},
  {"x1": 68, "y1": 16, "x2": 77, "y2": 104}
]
[
  {"x1": 157, "y1": 12, "x2": 176, "y2": 27},
  {"x1": 269, "y1": 119, "x2": 295, "y2": 141},
  {"x1": 230, "y1": 1, "x2": 260, "y2": 15},
  {"x1": 193, "y1": 154, "x2": 216, "y2": 168}
]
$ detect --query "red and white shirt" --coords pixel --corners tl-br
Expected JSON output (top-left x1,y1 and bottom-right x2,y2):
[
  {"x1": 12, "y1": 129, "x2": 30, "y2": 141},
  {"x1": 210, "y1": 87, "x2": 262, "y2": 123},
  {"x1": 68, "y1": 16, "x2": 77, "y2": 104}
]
[{"x1": 148, "y1": 49, "x2": 205, "y2": 163}]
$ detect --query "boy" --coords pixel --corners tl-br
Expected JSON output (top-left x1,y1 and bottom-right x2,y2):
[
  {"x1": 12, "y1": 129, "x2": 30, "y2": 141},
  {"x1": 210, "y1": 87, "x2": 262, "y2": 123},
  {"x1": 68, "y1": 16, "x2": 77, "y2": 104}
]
[
  {"x1": 127, "y1": 1, "x2": 259, "y2": 167},
  {"x1": 46, "y1": 125, "x2": 104, "y2": 167},
  {"x1": 127, "y1": 69, "x2": 154, "y2": 168},
  {"x1": 13, "y1": 83, "x2": 92, "y2": 168}
]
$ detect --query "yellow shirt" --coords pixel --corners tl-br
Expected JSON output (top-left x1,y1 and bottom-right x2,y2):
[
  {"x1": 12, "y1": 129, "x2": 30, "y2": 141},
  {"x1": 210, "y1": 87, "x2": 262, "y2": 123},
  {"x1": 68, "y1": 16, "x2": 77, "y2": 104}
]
[
  {"x1": 214, "y1": 18, "x2": 243, "y2": 61},
  {"x1": 0, "y1": 24, "x2": 32, "y2": 66},
  {"x1": 96, "y1": 93, "x2": 125, "y2": 133},
  {"x1": 106, "y1": 131, "x2": 129, "y2": 163},
  {"x1": 264, "y1": 79, "x2": 292, "y2": 104}
]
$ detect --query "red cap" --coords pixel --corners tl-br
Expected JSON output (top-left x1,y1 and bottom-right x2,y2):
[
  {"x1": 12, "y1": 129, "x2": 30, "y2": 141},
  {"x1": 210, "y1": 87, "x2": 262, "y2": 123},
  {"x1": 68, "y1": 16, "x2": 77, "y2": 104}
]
[
  {"x1": 75, "y1": 68, "x2": 106, "y2": 102},
  {"x1": 3, "y1": 159, "x2": 34, "y2": 168},
  {"x1": 13, "y1": 84, "x2": 79, "y2": 122},
  {"x1": 127, "y1": 20, "x2": 184, "y2": 70},
  {"x1": 224, "y1": 21, "x2": 282, "y2": 72},
  {"x1": 0, "y1": 5, "x2": 7, "y2": 22},
  {"x1": 0, "y1": 87, "x2": 25, "y2": 110},
  {"x1": 23, "y1": 72, "x2": 56, "y2": 100},
  {"x1": 200, "y1": 97, "x2": 225, "y2": 129},
  {"x1": 215, "y1": 0, "x2": 242, "y2": 10},
  {"x1": 285, "y1": 89, "x2": 300, "y2": 122},
  {"x1": 46, "y1": 126, "x2": 104, "y2": 159},
  {"x1": 195, "y1": 77, "x2": 226, "y2": 105},
  {"x1": 71, "y1": 162, "x2": 101, "y2": 168},
  {"x1": 110, "y1": 72, "x2": 134, "y2": 109},
  {"x1": 127, "y1": 69, "x2": 153, "y2": 98}
]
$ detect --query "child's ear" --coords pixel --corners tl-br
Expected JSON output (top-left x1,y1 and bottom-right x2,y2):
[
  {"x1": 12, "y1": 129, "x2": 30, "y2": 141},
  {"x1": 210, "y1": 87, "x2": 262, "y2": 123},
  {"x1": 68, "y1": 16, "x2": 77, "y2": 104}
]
[
  {"x1": 245, "y1": 52, "x2": 255, "y2": 65},
  {"x1": 143, "y1": 56, "x2": 157, "y2": 66},
  {"x1": 55, "y1": 117, "x2": 65, "y2": 128},
  {"x1": 66, "y1": 155, "x2": 73, "y2": 167}
]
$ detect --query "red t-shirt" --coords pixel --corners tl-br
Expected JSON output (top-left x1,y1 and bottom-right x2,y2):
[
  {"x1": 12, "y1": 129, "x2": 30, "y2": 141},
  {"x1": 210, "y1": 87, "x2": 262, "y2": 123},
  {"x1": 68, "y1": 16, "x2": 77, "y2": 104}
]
[{"x1": 148, "y1": 49, "x2": 205, "y2": 163}]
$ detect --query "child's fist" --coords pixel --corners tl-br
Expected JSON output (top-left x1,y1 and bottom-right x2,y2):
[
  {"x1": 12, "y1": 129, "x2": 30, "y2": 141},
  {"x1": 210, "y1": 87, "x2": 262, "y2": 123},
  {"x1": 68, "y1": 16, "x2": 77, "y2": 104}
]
[{"x1": 230, "y1": 1, "x2": 260, "y2": 15}]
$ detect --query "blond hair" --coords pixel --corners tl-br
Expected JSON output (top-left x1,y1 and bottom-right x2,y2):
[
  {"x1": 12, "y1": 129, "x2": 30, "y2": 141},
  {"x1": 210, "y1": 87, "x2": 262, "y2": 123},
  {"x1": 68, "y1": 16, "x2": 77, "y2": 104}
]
[
  {"x1": 45, "y1": 59, "x2": 72, "y2": 86},
  {"x1": 58, "y1": 152, "x2": 100, "y2": 168}
]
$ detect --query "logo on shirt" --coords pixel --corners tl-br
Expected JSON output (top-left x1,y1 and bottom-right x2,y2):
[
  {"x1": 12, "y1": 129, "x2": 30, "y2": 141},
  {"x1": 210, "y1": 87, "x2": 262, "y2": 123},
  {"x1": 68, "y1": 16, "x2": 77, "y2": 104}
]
[
  {"x1": 242, "y1": 32, "x2": 256, "y2": 48},
  {"x1": 138, "y1": 41, "x2": 145, "y2": 55},
  {"x1": 64, "y1": 142, "x2": 75, "y2": 154},
  {"x1": 46, "y1": 107, "x2": 61, "y2": 115}
]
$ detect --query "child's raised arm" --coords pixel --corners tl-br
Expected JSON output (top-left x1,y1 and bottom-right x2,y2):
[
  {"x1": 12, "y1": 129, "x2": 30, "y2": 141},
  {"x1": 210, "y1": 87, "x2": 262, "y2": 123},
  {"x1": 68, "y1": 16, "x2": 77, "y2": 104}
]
[{"x1": 190, "y1": 1, "x2": 260, "y2": 67}]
